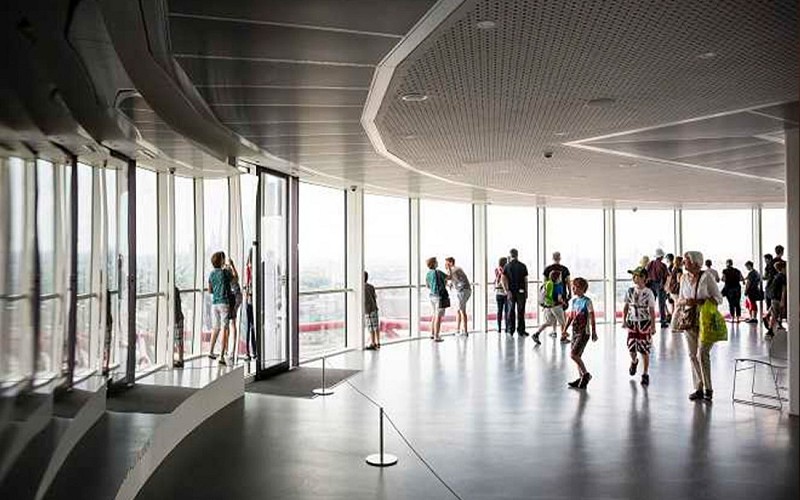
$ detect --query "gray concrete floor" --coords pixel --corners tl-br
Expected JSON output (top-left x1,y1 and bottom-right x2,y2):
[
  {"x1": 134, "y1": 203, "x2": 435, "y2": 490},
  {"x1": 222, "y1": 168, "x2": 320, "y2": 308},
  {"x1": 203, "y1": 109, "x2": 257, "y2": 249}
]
[{"x1": 137, "y1": 323, "x2": 798, "y2": 499}]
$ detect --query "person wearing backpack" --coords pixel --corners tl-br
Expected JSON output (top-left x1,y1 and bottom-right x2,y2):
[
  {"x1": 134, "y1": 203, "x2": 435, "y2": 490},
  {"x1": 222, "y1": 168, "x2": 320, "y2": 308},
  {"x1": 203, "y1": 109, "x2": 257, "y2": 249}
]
[
  {"x1": 533, "y1": 269, "x2": 567, "y2": 345},
  {"x1": 425, "y1": 257, "x2": 449, "y2": 342},
  {"x1": 225, "y1": 257, "x2": 242, "y2": 364},
  {"x1": 207, "y1": 251, "x2": 234, "y2": 366}
]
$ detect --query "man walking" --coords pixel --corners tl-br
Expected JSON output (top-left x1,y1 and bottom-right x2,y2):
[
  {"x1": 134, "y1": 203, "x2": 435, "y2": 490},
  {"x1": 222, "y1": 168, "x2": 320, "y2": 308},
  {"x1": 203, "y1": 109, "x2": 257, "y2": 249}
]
[
  {"x1": 543, "y1": 252, "x2": 571, "y2": 299},
  {"x1": 503, "y1": 248, "x2": 529, "y2": 336},
  {"x1": 646, "y1": 248, "x2": 670, "y2": 327}
]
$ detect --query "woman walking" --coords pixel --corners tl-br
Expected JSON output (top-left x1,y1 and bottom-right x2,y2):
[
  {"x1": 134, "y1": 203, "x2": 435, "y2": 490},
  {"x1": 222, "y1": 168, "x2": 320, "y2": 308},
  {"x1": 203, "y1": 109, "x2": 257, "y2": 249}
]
[{"x1": 677, "y1": 251, "x2": 723, "y2": 401}]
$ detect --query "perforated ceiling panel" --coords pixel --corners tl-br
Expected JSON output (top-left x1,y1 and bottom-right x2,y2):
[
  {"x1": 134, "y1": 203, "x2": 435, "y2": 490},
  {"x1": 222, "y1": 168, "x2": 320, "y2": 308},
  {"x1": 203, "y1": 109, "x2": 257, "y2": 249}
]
[{"x1": 373, "y1": 0, "x2": 797, "y2": 203}]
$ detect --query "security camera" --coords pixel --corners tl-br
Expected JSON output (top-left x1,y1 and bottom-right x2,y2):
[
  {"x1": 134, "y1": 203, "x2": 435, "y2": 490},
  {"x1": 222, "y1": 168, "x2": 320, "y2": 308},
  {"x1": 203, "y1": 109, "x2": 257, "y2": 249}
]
[
  {"x1": 349, "y1": 185, "x2": 358, "y2": 192},
  {"x1": 632, "y1": 207, "x2": 638, "y2": 213},
  {"x1": 543, "y1": 151, "x2": 553, "y2": 159}
]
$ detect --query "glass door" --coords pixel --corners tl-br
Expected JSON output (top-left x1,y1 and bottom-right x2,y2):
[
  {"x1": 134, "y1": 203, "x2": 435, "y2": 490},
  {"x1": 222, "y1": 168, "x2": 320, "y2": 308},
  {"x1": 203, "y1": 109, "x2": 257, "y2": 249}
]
[{"x1": 257, "y1": 172, "x2": 289, "y2": 374}]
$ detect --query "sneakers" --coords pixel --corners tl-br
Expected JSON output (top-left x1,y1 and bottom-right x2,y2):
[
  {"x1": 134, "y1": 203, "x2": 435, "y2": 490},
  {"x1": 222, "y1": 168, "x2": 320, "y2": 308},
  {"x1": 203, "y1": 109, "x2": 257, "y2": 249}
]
[
  {"x1": 703, "y1": 389, "x2": 713, "y2": 401},
  {"x1": 434, "y1": 337, "x2": 445, "y2": 342},
  {"x1": 549, "y1": 332, "x2": 557, "y2": 338},
  {"x1": 519, "y1": 331, "x2": 529, "y2": 337},
  {"x1": 641, "y1": 374, "x2": 650, "y2": 386},
  {"x1": 208, "y1": 353, "x2": 218, "y2": 360},
  {"x1": 629, "y1": 360, "x2": 638, "y2": 376},
  {"x1": 218, "y1": 357, "x2": 227, "y2": 366},
  {"x1": 688, "y1": 389, "x2": 704, "y2": 401},
  {"x1": 567, "y1": 378, "x2": 582, "y2": 388},
  {"x1": 579, "y1": 372, "x2": 592, "y2": 388},
  {"x1": 532, "y1": 333, "x2": 541, "y2": 345}
]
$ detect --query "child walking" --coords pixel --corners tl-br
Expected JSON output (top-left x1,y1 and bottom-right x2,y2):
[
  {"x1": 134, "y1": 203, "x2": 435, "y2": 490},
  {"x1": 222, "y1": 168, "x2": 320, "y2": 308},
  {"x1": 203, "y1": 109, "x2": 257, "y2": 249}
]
[
  {"x1": 623, "y1": 266, "x2": 657, "y2": 386},
  {"x1": 562, "y1": 278, "x2": 597, "y2": 388},
  {"x1": 364, "y1": 272, "x2": 381, "y2": 350},
  {"x1": 533, "y1": 270, "x2": 567, "y2": 344}
]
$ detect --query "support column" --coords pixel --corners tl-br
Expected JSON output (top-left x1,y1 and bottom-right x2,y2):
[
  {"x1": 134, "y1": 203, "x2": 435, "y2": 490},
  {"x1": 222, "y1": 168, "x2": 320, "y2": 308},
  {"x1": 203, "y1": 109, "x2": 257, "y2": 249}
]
[
  {"x1": 604, "y1": 207, "x2": 617, "y2": 324},
  {"x1": 346, "y1": 188, "x2": 364, "y2": 349},
  {"x1": 473, "y1": 203, "x2": 487, "y2": 332},
  {"x1": 157, "y1": 172, "x2": 175, "y2": 368},
  {"x1": 410, "y1": 199, "x2": 421, "y2": 337},
  {"x1": 785, "y1": 127, "x2": 799, "y2": 416}
]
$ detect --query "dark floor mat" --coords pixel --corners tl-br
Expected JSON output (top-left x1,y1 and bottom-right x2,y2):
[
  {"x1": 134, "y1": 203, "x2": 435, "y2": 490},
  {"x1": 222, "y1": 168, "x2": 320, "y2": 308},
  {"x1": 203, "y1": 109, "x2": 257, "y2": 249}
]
[
  {"x1": 246, "y1": 368, "x2": 359, "y2": 399},
  {"x1": 53, "y1": 389, "x2": 95, "y2": 418},
  {"x1": 106, "y1": 385, "x2": 197, "y2": 414}
]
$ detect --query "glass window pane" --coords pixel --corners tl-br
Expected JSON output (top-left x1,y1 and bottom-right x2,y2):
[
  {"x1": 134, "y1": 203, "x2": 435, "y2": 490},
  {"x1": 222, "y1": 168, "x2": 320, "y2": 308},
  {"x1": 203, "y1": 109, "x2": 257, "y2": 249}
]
[
  {"x1": 77, "y1": 164, "x2": 93, "y2": 294},
  {"x1": 135, "y1": 297, "x2": 158, "y2": 369},
  {"x1": 106, "y1": 169, "x2": 118, "y2": 291},
  {"x1": 175, "y1": 177, "x2": 196, "y2": 290},
  {"x1": 615, "y1": 209, "x2": 675, "y2": 278},
  {"x1": 365, "y1": 195, "x2": 410, "y2": 286},
  {"x1": 682, "y1": 209, "x2": 752, "y2": 270},
  {"x1": 241, "y1": 174, "x2": 258, "y2": 253},
  {"x1": 204, "y1": 178, "x2": 229, "y2": 267},
  {"x1": 372, "y1": 288, "x2": 411, "y2": 342},
  {"x1": 8, "y1": 158, "x2": 25, "y2": 293},
  {"x1": 75, "y1": 298, "x2": 92, "y2": 373},
  {"x1": 299, "y1": 183, "x2": 345, "y2": 291},
  {"x1": 487, "y1": 205, "x2": 537, "y2": 277},
  {"x1": 136, "y1": 168, "x2": 158, "y2": 294},
  {"x1": 37, "y1": 160, "x2": 56, "y2": 295},
  {"x1": 299, "y1": 292, "x2": 346, "y2": 359},
  {"x1": 420, "y1": 200, "x2": 473, "y2": 281},
  {"x1": 762, "y1": 208, "x2": 787, "y2": 258},
  {"x1": 178, "y1": 292, "x2": 195, "y2": 355},
  {"x1": 545, "y1": 208, "x2": 604, "y2": 279}
]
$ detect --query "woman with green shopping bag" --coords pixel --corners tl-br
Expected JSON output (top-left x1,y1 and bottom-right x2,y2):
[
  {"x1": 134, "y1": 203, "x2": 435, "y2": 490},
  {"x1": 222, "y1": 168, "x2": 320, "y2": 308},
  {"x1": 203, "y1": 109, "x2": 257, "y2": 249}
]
[{"x1": 675, "y1": 251, "x2": 724, "y2": 402}]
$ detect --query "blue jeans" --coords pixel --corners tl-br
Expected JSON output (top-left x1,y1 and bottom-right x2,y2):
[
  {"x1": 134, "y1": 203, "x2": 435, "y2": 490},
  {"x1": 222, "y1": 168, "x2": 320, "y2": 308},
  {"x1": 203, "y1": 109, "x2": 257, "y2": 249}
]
[{"x1": 647, "y1": 282, "x2": 668, "y2": 324}]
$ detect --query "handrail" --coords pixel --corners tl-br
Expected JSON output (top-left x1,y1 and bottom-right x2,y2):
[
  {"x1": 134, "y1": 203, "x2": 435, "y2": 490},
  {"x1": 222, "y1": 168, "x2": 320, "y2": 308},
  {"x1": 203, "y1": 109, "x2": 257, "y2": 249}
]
[{"x1": 299, "y1": 288, "x2": 352, "y2": 296}]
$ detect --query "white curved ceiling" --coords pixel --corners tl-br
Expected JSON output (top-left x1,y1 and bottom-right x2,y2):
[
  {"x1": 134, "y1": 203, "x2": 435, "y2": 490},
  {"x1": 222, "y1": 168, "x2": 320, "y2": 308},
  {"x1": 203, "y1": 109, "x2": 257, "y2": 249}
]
[{"x1": 164, "y1": 0, "x2": 798, "y2": 204}]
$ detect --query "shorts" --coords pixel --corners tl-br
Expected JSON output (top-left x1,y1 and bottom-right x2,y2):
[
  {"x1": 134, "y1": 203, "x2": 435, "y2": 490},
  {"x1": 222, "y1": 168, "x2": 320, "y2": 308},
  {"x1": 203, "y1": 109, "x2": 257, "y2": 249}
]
[
  {"x1": 430, "y1": 297, "x2": 446, "y2": 318},
  {"x1": 627, "y1": 319, "x2": 652, "y2": 354},
  {"x1": 365, "y1": 311, "x2": 380, "y2": 333},
  {"x1": 541, "y1": 306, "x2": 566, "y2": 328},
  {"x1": 456, "y1": 288, "x2": 472, "y2": 311},
  {"x1": 571, "y1": 333, "x2": 590, "y2": 356},
  {"x1": 228, "y1": 302, "x2": 240, "y2": 322},
  {"x1": 211, "y1": 303, "x2": 230, "y2": 330}
]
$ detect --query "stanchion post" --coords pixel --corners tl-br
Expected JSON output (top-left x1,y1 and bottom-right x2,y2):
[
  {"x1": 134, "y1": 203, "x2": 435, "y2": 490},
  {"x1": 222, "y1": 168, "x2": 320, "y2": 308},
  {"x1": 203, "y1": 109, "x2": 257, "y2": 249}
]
[
  {"x1": 366, "y1": 407, "x2": 398, "y2": 467},
  {"x1": 312, "y1": 357, "x2": 334, "y2": 396}
]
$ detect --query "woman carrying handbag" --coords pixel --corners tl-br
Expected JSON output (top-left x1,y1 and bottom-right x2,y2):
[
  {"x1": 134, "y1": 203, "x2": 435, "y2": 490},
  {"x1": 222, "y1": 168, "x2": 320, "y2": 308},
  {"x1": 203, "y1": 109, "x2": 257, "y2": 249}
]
[{"x1": 675, "y1": 251, "x2": 724, "y2": 402}]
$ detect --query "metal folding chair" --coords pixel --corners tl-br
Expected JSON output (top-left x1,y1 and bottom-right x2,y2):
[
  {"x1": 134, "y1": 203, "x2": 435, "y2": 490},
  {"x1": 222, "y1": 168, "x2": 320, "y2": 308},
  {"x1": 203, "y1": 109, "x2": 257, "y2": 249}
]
[{"x1": 732, "y1": 329, "x2": 788, "y2": 410}]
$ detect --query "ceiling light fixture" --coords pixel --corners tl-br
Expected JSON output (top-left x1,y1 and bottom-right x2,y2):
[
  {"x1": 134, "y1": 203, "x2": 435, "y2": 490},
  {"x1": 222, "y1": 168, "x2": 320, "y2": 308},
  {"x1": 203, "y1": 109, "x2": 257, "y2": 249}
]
[
  {"x1": 618, "y1": 162, "x2": 638, "y2": 169},
  {"x1": 402, "y1": 134, "x2": 418, "y2": 140},
  {"x1": 401, "y1": 92, "x2": 428, "y2": 102},
  {"x1": 553, "y1": 132, "x2": 569, "y2": 137},
  {"x1": 585, "y1": 97, "x2": 616, "y2": 107},
  {"x1": 476, "y1": 20, "x2": 496, "y2": 30},
  {"x1": 697, "y1": 52, "x2": 717, "y2": 60}
]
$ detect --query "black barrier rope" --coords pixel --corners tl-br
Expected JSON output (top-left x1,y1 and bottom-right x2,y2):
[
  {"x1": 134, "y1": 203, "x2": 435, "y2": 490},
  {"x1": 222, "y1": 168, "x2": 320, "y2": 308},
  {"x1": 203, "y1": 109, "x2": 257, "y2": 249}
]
[{"x1": 343, "y1": 379, "x2": 464, "y2": 500}]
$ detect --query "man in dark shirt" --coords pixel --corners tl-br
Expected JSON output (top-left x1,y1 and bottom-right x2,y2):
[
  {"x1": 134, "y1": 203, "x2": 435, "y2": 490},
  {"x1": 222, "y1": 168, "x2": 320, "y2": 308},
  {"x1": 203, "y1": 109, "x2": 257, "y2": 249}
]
[
  {"x1": 543, "y1": 252, "x2": 571, "y2": 301},
  {"x1": 503, "y1": 248, "x2": 529, "y2": 336},
  {"x1": 766, "y1": 260, "x2": 787, "y2": 336},
  {"x1": 721, "y1": 259, "x2": 744, "y2": 323},
  {"x1": 763, "y1": 253, "x2": 775, "y2": 312},
  {"x1": 646, "y1": 248, "x2": 670, "y2": 327}
]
